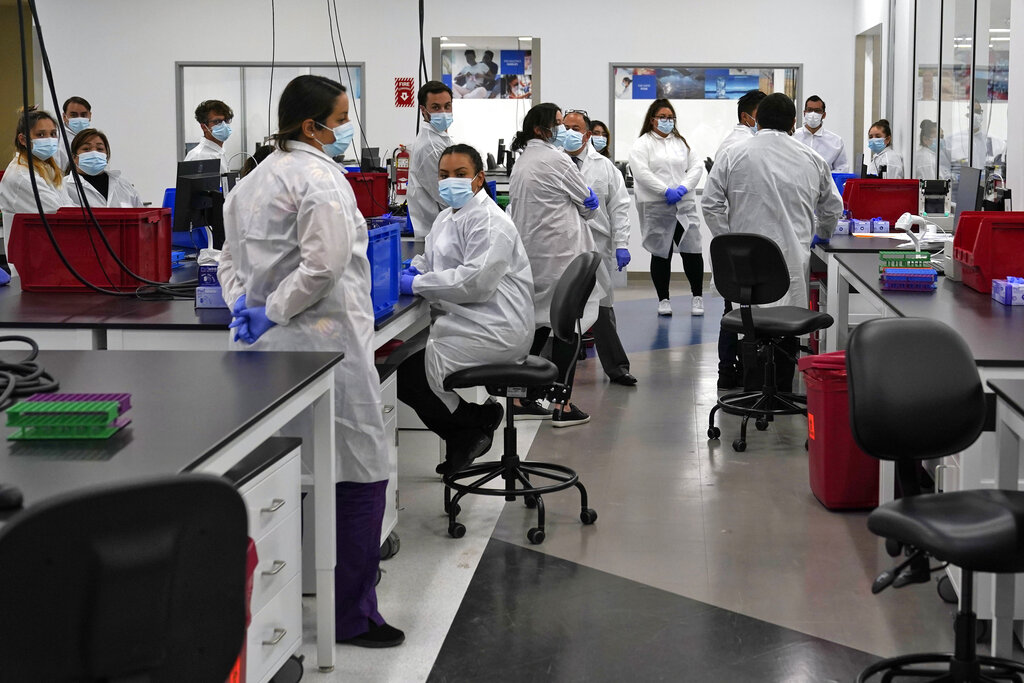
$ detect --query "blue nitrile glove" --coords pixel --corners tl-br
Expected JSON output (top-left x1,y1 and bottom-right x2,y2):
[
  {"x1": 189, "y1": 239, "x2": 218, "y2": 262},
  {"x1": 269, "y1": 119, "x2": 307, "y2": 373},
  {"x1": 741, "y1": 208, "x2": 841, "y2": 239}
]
[
  {"x1": 400, "y1": 271, "x2": 418, "y2": 296},
  {"x1": 0, "y1": 269, "x2": 10, "y2": 287},
  {"x1": 229, "y1": 314, "x2": 251, "y2": 343},
  {"x1": 677, "y1": 185, "x2": 688, "y2": 198},
  {"x1": 229, "y1": 306, "x2": 276, "y2": 344},
  {"x1": 665, "y1": 187, "x2": 684, "y2": 205},
  {"x1": 402, "y1": 265, "x2": 421, "y2": 277},
  {"x1": 810, "y1": 235, "x2": 830, "y2": 249},
  {"x1": 231, "y1": 294, "x2": 247, "y2": 316},
  {"x1": 616, "y1": 248, "x2": 631, "y2": 271},
  {"x1": 583, "y1": 187, "x2": 600, "y2": 210}
]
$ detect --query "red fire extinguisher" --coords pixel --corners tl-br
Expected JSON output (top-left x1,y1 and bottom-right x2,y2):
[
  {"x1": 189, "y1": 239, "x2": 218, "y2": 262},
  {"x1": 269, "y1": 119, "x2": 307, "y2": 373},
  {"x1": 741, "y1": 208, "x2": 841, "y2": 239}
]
[{"x1": 394, "y1": 145, "x2": 410, "y2": 196}]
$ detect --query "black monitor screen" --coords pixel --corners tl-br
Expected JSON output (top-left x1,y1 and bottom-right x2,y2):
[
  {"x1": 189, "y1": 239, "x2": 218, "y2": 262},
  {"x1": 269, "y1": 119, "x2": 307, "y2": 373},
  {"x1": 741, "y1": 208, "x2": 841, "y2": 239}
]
[
  {"x1": 954, "y1": 167, "x2": 983, "y2": 228},
  {"x1": 173, "y1": 160, "x2": 223, "y2": 246}
]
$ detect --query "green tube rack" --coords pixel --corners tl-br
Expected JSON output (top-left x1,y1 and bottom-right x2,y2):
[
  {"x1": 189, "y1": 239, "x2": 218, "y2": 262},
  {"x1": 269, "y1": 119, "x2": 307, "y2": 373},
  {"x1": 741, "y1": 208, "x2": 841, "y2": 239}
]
[{"x1": 6, "y1": 399, "x2": 131, "y2": 440}]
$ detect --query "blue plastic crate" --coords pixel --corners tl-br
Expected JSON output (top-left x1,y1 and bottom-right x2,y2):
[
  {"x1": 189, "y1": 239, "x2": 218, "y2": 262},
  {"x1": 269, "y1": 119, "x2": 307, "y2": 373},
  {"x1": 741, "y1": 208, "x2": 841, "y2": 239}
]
[
  {"x1": 366, "y1": 221, "x2": 402, "y2": 321},
  {"x1": 832, "y1": 173, "x2": 857, "y2": 197}
]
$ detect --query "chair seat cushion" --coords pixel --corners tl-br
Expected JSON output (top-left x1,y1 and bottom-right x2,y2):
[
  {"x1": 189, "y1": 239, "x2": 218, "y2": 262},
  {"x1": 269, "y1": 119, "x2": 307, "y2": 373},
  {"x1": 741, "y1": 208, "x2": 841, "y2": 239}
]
[
  {"x1": 722, "y1": 307, "x2": 834, "y2": 337},
  {"x1": 867, "y1": 489, "x2": 1024, "y2": 574},
  {"x1": 444, "y1": 355, "x2": 559, "y2": 391}
]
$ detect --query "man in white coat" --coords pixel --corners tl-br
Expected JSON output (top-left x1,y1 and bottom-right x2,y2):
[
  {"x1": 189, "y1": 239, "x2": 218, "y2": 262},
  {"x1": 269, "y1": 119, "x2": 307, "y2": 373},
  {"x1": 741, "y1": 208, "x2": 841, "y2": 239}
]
[
  {"x1": 563, "y1": 110, "x2": 635, "y2": 386},
  {"x1": 406, "y1": 81, "x2": 453, "y2": 237},
  {"x1": 184, "y1": 99, "x2": 233, "y2": 176},
  {"x1": 702, "y1": 92, "x2": 843, "y2": 393},
  {"x1": 792, "y1": 95, "x2": 849, "y2": 173}
]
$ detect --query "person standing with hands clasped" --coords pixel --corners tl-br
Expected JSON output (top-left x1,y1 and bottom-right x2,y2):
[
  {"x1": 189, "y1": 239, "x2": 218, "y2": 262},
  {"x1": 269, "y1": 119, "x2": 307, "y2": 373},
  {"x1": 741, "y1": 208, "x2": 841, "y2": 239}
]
[
  {"x1": 218, "y1": 75, "x2": 404, "y2": 649},
  {"x1": 629, "y1": 98, "x2": 705, "y2": 317}
]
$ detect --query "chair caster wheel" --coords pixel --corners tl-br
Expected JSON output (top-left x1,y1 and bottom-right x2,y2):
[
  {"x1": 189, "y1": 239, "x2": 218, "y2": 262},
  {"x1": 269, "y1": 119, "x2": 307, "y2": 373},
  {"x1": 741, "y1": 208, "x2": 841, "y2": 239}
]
[
  {"x1": 448, "y1": 523, "x2": 466, "y2": 539},
  {"x1": 444, "y1": 502, "x2": 461, "y2": 516},
  {"x1": 524, "y1": 495, "x2": 538, "y2": 509},
  {"x1": 527, "y1": 527, "x2": 545, "y2": 544},
  {"x1": 380, "y1": 531, "x2": 400, "y2": 560},
  {"x1": 937, "y1": 574, "x2": 957, "y2": 604},
  {"x1": 732, "y1": 439, "x2": 746, "y2": 452},
  {"x1": 755, "y1": 417, "x2": 769, "y2": 431},
  {"x1": 580, "y1": 508, "x2": 598, "y2": 525},
  {"x1": 707, "y1": 426, "x2": 721, "y2": 440},
  {"x1": 885, "y1": 538, "x2": 903, "y2": 558}
]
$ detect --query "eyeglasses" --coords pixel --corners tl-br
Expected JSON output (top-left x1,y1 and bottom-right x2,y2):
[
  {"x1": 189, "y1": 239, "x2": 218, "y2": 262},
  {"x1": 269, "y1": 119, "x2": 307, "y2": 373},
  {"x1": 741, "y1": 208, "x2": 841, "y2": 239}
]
[
  {"x1": 654, "y1": 115, "x2": 676, "y2": 122},
  {"x1": 207, "y1": 117, "x2": 233, "y2": 126},
  {"x1": 564, "y1": 109, "x2": 589, "y2": 118}
]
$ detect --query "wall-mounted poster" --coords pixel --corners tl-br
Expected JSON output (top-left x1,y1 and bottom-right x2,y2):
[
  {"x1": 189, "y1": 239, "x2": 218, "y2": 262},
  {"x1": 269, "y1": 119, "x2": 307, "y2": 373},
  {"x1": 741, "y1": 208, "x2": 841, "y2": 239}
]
[
  {"x1": 442, "y1": 46, "x2": 532, "y2": 99},
  {"x1": 703, "y1": 69, "x2": 761, "y2": 99}
]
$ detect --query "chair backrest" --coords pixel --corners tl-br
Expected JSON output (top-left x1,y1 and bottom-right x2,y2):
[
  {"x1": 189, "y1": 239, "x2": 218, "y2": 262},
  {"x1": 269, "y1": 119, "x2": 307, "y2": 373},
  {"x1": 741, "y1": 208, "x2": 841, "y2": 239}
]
[
  {"x1": 709, "y1": 234, "x2": 790, "y2": 306},
  {"x1": 847, "y1": 318, "x2": 985, "y2": 462},
  {"x1": 0, "y1": 474, "x2": 249, "y2": 683},
  {"x1": 550, "y1": 251, "x2": 601, "y2": 343}
]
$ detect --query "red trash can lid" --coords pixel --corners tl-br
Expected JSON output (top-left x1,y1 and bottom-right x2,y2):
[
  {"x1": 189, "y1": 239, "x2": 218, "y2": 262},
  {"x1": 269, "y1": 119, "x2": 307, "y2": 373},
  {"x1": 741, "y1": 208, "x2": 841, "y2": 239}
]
[{"x1": 798, "y1": 350, "x2": 846, "y2": 373}]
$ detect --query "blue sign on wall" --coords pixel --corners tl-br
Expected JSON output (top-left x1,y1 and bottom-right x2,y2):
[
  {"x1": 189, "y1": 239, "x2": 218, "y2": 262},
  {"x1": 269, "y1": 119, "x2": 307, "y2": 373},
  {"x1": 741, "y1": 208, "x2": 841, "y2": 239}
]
[
  {"x1": 632, "y1": 74, "x2": 657, "y2": 99},
  {"x1": 500, "y1": 50, "x2": 525, "y2": 75},
  {"x1": 441, "y1": 73, "x2": 453, "y2": 89}
]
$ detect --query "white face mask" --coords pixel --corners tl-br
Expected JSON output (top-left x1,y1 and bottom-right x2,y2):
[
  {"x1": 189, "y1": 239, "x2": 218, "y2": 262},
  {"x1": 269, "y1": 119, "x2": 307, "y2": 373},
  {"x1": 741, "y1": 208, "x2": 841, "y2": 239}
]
[{"x1": 804, "y1": 112, "x2": 823, "y2": 129}]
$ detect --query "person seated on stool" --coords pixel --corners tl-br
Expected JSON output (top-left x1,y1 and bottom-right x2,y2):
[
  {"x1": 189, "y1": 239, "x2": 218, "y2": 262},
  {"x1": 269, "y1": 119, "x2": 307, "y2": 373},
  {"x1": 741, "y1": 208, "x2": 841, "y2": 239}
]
[{"x1": 397, "y1": 143, "x2": 535, "y2": 475}]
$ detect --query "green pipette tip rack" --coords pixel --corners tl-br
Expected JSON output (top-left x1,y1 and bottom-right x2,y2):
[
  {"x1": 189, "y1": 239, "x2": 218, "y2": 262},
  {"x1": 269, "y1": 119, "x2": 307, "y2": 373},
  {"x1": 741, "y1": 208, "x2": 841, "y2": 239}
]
[{"x1": 6, "y1": 393, "x2": 132, "y2": 440}]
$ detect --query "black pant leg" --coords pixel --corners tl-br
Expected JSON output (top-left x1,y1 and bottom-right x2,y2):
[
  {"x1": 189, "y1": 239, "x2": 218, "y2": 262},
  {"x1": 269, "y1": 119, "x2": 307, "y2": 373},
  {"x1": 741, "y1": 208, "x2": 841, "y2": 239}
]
[
  {"x1": 717, "y1": 300, "x2": 739, "y2": 373},
  {"x1": 680, "y1": 251, "x2": 704, "y2": 297},
  {"x1": 649, "y1": 254, "x2": 671, "y2": 301},
  {"x1": 774, "y1": 336, "x2": 800, "y2": 393},
  {"x1": 592, "y1": 306, "x2": 630, "y2": 378},
  {"x1": 396, "y1": 348, "x2": 464, "y2": 440}
]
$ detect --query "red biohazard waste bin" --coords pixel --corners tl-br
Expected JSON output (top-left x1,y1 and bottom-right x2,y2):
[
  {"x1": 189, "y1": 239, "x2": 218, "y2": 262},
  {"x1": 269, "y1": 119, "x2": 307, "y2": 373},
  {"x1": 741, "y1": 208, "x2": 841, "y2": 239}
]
[
  {"x1": 798, "y1": 351, "x2": 878, "y2": 510},
  {"x1": 227, "y1": 538, "x2": 259, "y2": 683}
]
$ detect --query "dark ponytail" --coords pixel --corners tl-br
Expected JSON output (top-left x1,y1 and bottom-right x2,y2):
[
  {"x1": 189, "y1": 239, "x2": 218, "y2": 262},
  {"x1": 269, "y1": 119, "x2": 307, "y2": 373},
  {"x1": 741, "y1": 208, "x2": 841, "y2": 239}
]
[
  {"x1": 510, "y1": 102, "x2": 560, "y2": 152},
  {"x1": 271, "y1": 75, "x2": 346, "y2": 150}
]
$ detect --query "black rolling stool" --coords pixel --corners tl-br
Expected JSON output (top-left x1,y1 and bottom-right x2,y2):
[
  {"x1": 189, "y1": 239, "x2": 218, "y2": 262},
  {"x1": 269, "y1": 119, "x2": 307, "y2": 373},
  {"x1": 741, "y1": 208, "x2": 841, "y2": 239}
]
[
  {"x1": 848, "y1": 317, "x2": 1024, "y2": 683},
  {"x1": 0, "y1": 474, "x2": 249, "y2": 683},
  {"x1": 706, "y1": 233, "x2": 833, "y2": 451},
  {"x1": 442, "y1": 251, "x2": 601, "y2": 545}
]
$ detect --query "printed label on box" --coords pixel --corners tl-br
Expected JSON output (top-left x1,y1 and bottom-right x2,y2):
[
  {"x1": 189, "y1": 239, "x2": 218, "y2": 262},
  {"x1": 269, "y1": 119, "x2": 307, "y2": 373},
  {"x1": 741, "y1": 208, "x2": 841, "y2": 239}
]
[
  {"x1": 834, "y1": 219, "x2": 850, "y2": 235},
  {"x1": 198, "y1": 263, "x2": 219, "y2": 286}
]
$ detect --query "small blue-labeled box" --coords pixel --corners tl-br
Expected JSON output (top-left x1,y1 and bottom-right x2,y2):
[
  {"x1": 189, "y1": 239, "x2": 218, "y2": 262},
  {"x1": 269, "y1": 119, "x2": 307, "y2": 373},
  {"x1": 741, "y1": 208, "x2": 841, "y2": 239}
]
[
  {"x1": 992, "y1": 278, "x2": 1024, "y2": 305},
  {"x1": 851, "y1": 219, "x2": 871, "y2": 235},
  {"x1": 834, "y1": 218, "x2": 850, "y2": 235},
  {"x1": 195, "y1": 286, "x2": 227, "y2": 309},
  {"x1": 871, "y1": 218, "x2": 891, "y2": 233},
  {"x1": 198, "y1": 263, "x2": 219, "y2": 286}
]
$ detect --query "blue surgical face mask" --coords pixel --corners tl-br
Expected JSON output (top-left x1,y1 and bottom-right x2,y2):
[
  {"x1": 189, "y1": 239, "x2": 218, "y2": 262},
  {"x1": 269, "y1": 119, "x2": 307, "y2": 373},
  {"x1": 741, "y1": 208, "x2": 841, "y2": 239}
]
[
  {"x1": 439, "y1": 177, "x2": 477, "y2": 209},
  {"x1": 429, "y1": 112, "x2": 454, "y2": 133},
  {"x1": 550, "y1": 123, "x2": 567, "y2": 148},
  {"x1": 928, "y1": 139, "x2": 938, "y2": 152},
  {"x1": 67, "y1": 117, "x2": 91, "y2": 135},
  {"x1": 656, "y1": 118, "x2": 675, "y2": 135},
  {"x1": 591, "y1": 135, "x2": 607, "y2": 152},
  {"x1": 562, "y1": 129, "x2": 584, "y2": 153},
  {"x1": 318, "y1": 121, "x2": 355, "y2": 158},
  {"x1": 867, "y1": 138, "x2": 886, "y2": 155},
  {"x1": 210, "y1": 121, "x2": 232, "y2": 142},
  {"x1": 77, "y1": 150, "x2": 108, "y2": 176},
  {"x1": 30, "y1": 137, "x2": 58, "y2": 161}
]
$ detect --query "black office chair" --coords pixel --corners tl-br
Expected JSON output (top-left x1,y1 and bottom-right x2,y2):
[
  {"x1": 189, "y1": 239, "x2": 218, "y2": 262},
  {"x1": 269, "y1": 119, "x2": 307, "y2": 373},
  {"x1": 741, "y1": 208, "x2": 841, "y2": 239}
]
[
  {"x1": 706, "y1": 234, "x2": 834, "y2": 451},
  {"x1": 848, "y1": 318, "x2": 1024, "y2": 683},
  {"x1": 442, "y1": 251, "x2": 601, "y2": 545},
  {"x1": 0, "y1": 474, "x2": 249, "y2": 683}
]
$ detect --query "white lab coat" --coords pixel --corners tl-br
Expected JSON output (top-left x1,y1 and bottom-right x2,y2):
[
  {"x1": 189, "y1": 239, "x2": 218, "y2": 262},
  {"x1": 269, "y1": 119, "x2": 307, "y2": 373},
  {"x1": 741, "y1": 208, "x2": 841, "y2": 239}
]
[
  {"x1": 405, "y1": 123, "x2": 451, "y2": 237},
  {"x1": 701, "y1": 130, "x2": 844, "y2": 309},
  {"x1": 914, "y1": 145, "x2": 952, "y2": 181},
  {"x1": 409, "y1": 190, "x2": 535, "y2": 412},
  {"x1": 793, "y1": 126, "x2": 849, "y2": 172},
  {"x1": 64, "y1": 170, "x2": 143, "y2": 208},
  {"x1": 217, "y1": 141, "x2": 387, "y2": 483},
  {"x1": 184, "y1": 137, "x2": 228, "y2": 176},
  {"x1": 716, "y1": 124, "x2": 755, "y2": 158},
  {"x1": 628, "y1": 131, "x2": 704, "y2": 257},
  {"x1": 867, "y1": 146, "x2": 904, "y2": 179},
  {"x1": 54, "y1": 126, "x2": 75, "y2": 174},
  {"x1": 576, "y1": 144, "x2": 630, "y2": 306},
  {"x1": 509, "y1": 138, "x2": 601, "y2": 329},
  {"x1": 0, "y1": 156, "x2": 71, "y2": 228}
]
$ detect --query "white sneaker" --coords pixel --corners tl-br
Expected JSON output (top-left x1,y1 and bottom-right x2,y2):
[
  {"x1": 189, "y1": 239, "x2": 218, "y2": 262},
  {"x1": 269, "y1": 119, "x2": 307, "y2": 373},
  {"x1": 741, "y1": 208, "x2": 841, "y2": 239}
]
[
  {"x1": 691, "y1": 296, "x2": 704, "y2": 316},
  {"x1": 657, "y1": 299, "x2": 672, "y2": 316}
]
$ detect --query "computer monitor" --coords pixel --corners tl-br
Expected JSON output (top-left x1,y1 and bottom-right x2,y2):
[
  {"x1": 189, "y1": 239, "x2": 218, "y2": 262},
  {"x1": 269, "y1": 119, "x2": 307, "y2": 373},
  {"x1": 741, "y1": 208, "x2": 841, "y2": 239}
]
[
  {"x1": 855, "y1": 153, "x2": 866, "y2": 178},
  {"x1": 173, "y1": 159, "x2": 224, "y2": 249},
  {"x1": 954, "y1": 167, "x2": 983, "y2": 228},
  {"x1": 496, "y1": 139, "x2": 505, "y2": 168},
  {"x1": 360, "y1": 147, "x2": 381, "y2": 171}
]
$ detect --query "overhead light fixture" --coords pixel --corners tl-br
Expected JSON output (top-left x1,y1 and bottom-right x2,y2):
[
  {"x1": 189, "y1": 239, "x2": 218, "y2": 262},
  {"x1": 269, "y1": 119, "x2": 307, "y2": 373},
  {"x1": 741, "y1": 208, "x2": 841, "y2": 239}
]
[
  {"x1": 518, "y1": 36, "x2": 532, "y2": 42},
  {"x1": 989, "y1": 28, "x2": 1010, "y2": 33},
  {"x1": 990, "y1": 37, "x2": 1010, "y2": 41},
  {"x1": 440, "y1": 36, "x2": 449, "y2": 40},
  {"x1": 441, "y1": 43, "x2": 468, "y2": 48}
]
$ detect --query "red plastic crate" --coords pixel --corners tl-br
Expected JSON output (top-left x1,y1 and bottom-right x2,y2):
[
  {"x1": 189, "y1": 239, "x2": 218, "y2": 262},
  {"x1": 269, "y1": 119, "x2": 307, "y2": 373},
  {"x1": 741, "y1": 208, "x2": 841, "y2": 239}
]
[
  {"x1": 8, "y1": 207, "x2": 172, "y2": 291},
  {"x1": 345, "y1": 171, "x2": 389, "y2": 219},
  {"x1": 798, "y1": 352, "x2": 878, "y2": 510},
  {"x1": 842, "y1": 178, "x2": 920, "y2": 224},
  {"x1": 953, "y1": 211, "x2": 1024, "y2": 294}
]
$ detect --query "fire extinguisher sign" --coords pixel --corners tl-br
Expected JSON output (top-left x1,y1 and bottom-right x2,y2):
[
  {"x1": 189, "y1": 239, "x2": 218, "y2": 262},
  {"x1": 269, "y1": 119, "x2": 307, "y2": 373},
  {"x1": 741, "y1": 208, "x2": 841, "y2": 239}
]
[{"x1": 395, "y1": 78, "x2": 415, "y2": 107}]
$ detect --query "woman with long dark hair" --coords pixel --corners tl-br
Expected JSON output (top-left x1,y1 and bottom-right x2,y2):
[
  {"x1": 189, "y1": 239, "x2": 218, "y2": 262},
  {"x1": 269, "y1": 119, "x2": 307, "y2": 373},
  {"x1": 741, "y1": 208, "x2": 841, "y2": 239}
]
[
  {"x1": 0, "y1": 106, "x2": 71, "y2": 220},
  {"x1": 628, "y1": 98, "x2": 705, "y2": 317}
]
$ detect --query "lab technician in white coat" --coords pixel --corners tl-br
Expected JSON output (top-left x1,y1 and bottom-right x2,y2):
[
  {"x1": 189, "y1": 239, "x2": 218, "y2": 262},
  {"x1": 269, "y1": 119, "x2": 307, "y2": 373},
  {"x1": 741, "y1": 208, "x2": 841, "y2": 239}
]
[
  {"x1": 563, "y1": 110, "x2": 635, "y2": 386},
  {"x1": 398, "y1": 143, "x2": 534, "y2": 474},
  {"x1": 406, "y1": 81, "x2": 453, "y2": 237},
  {"x1": 508, "y1": 102, "x2": 601, "y2": 427},
  {"x1": 914, "y1": 119, "x2": 951, "y2": 181},
  {"x1": 793, "y1": 95, "x2": 849, "y2": 172},
  {"x1": 0, "y1": 107, "x2": 72, "y2": 223},
  {"x1": 184, "y1": 99, "x2": 233, "y2": 176},
  {"x1": 702, "y1": 93, "x2": 843, "y2": 393},
  {"x1": 218, "y1": 75, "x2": 404, "y2": 649},
  {"x1": 64, "y1": 129, "x2": 142, "y2": 208},
  {"x1": 55, "y1": 95, "x2": 93, "y2": 172},
  {"x1": 710, "y1": 89, "x2": 766, "y2": 390},
  {"x1": 628, "y1": 98, "x2": 705, "y2": 317},
  {"x1": 866, "y1": 118, "x2": 904, "y2": 178}
]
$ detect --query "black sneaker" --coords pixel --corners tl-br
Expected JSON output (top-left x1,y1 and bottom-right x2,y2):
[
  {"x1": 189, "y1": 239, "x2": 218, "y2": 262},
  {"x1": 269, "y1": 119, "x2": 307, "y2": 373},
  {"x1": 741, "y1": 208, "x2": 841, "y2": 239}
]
[
  {"x1": 717, "y1": 370, "x2": 739, "y2": 390},
  {"x1": 513, "y1": 399, "x2": 553, "y2": 421},
  {"x1": 338, "y1": 619, "x2": 405, "y2": 648},
  {"x1": 442, "y1": 428, "x2": 492, "y2": 474},
  {"x1": 551, "y1": 403, "x2": 590, "y2": 428}
]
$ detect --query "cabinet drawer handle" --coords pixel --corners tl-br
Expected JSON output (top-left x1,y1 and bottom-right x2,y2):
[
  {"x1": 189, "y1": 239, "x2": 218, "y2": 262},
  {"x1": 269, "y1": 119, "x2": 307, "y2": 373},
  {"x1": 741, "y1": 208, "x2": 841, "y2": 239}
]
[
  {"x1": 261, "y1": 560, "x2": 287, "y2": 576},
  {"x1": 261, "y1": 498, "x2": 286, "y2": 513},
  {"x1": 382, "y1": 404, "x2": 395, "y2": 415},
  {"x1": 262, "y1": 628, "x2": 287, "y2": 646}
]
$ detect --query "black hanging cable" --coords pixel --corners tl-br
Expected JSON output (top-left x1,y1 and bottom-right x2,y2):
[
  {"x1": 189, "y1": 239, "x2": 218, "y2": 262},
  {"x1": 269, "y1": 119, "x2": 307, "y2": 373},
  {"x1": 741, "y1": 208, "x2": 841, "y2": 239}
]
[
  {"x1": 268, "y1": 0, "x2": 276, "y2": 141},
  {"x1": 0, "y1": 336, "x2": 59, "y2": 411},
  {"x1": 416, "y1": 0, "x2": 427, "y2": 135}
]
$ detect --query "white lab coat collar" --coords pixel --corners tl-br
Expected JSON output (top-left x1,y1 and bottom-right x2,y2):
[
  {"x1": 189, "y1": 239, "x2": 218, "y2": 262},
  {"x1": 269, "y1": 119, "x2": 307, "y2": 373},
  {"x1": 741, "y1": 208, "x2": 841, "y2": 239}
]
[
  {"x1": 450, "y1": 185, "x2": 490, "y2": 222},
  {"x1": 803, "y1": 125, "x2": 827, "y2": 137},
  {"x1": 526, "y1": 138, "x2": 556, "y2": 151}
]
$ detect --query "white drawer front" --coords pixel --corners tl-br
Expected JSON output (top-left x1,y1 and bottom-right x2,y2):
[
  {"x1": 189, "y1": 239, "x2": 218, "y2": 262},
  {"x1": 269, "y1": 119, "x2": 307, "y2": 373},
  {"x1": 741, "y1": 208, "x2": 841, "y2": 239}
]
[
  {"x1": 242, "y1": 452, "x2": 301, "y2": 541},
  {"x1": 246, "y1": 574, "x2": 302, "y2": 683},
  {"x1": 250, "y1": 508, "x2": 301, "y2": 615}
]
